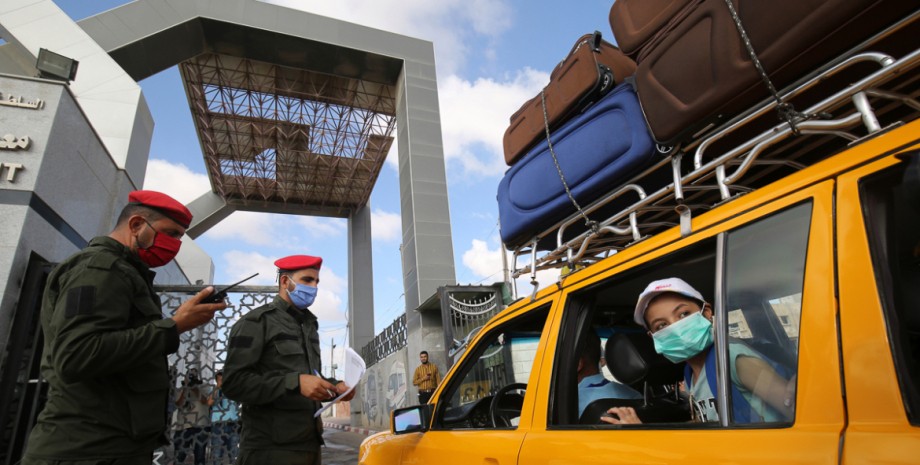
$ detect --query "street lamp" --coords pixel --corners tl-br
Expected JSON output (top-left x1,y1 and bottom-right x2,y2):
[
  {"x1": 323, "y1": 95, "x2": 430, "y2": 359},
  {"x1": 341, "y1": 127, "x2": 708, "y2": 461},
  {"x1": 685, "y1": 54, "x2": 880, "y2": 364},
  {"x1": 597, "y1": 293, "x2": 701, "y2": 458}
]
[
  {"x1": 329, "y1": 339, "x2": 337, "y2": 378},
  {"x1": 36, "y1": 48, "x2": 78, "y2": 82}
]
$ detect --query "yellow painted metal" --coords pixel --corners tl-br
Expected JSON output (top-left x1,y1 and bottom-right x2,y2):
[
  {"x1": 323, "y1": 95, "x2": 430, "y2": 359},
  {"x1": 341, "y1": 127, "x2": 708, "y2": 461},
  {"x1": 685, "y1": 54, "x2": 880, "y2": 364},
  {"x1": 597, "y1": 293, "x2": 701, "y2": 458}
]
[
  {"x1": 361, "y1": 119, "x2": 920, "y2": 465},
  {"x1": 836, "y1": 147, "x2": 920, "y2": 465}
]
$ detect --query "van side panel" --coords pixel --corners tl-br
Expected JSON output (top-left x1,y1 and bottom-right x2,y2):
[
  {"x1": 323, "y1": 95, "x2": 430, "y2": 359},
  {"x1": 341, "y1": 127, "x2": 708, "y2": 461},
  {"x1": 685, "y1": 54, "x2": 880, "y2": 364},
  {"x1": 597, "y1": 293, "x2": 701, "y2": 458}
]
[{"x1": 836, "y1": 153, "x2": 920, "y2": 464}]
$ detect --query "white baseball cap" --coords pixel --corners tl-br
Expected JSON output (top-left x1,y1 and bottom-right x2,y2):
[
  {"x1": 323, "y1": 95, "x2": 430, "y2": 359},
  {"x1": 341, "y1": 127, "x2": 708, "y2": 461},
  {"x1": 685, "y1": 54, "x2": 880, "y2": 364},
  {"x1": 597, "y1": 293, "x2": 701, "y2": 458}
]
[{"x1": 634, "y1": 277, "x2": 706, "y2": 329}]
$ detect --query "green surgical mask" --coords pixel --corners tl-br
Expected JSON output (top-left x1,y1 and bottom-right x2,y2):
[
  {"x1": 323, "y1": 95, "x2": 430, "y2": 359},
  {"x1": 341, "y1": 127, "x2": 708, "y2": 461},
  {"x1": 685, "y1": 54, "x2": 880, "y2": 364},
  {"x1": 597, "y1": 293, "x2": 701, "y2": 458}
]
[{"x1": 651, "y1": 312, "x2": 714, "y2": 363}]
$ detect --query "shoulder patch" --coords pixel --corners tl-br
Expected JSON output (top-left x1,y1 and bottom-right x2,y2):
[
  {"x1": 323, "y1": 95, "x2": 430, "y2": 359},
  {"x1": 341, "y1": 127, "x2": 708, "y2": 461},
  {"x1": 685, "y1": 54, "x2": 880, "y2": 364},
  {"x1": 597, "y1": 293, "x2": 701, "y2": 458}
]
[
  {"x1": 229, "y1": 335, "x2": 254, "y2": 349},
  {"x1": 242, "y1": 305, "x2": 275, "y2": 321},
  {"x1": 65, "y1": 286, "x2": 96, "y2": 318},
  {"x1": 86, "y1": 253, "x2": 119, "y2": 270}
]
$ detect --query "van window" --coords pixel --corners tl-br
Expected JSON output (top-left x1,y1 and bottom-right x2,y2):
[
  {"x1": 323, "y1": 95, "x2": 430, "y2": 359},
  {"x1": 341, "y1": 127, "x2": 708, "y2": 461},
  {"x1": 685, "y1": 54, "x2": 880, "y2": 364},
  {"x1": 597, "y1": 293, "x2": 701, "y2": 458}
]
[
  {"x1": 859, "y1": 156, "x2": 920, "y2": 424},
  {"x1": 724, "y1": 202, "x2": 810, "y2": 424},
  {"x1": 434, "y1": 306, "x2": 550, "y2": 430},
  {"x1": 552, "y1": 202, "x2": 811, "y2": 428}
]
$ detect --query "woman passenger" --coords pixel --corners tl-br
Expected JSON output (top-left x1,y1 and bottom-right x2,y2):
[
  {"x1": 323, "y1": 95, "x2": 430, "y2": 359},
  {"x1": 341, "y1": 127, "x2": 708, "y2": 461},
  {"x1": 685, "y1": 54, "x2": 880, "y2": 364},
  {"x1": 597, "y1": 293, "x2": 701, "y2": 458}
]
[{"x1": 602, "y1": 277, "x2": 796, "y2": 424}]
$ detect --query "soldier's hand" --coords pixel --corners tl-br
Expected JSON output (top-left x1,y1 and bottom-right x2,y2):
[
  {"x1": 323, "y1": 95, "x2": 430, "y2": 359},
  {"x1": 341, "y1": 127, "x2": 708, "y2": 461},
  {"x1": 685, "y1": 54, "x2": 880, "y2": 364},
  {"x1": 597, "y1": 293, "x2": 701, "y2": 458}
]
[
  {"x1": 172, "y1": 286, "x2": 228, "y2": 333},
  {"x1": 335, "y1": 381, "x2": 356, "y2": 402},
  {"x1": 299, "y1": 374, "x2": 337, "y2": 401}
]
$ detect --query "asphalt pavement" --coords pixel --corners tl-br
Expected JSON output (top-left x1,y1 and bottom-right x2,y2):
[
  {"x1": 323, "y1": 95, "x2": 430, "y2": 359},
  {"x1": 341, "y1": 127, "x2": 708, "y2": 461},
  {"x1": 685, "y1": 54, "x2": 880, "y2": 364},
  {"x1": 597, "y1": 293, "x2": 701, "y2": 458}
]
[{"x1": 321, "y1": 418, "x2": 379, "y2": 465}]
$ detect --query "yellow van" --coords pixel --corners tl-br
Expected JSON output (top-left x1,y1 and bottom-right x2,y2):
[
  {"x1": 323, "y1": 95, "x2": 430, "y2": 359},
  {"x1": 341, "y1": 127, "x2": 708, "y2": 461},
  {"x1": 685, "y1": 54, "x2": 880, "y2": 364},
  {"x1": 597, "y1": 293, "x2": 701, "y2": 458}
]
[{"x1": 360, "y1": 14, "x2": 920, "y2": 465}]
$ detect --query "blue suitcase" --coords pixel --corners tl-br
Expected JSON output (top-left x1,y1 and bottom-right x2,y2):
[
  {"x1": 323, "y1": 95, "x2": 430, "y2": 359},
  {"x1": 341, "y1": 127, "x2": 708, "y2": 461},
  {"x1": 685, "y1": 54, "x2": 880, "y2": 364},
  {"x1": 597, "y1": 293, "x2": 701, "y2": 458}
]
[{"x1": 498, "y1": 81, "x2": 656, "y2": 248}]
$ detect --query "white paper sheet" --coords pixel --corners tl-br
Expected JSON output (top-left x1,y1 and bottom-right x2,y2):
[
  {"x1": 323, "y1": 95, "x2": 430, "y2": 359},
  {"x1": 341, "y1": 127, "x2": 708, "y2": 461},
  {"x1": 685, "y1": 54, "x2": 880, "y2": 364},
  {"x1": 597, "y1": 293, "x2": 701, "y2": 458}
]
[{"x1": 314, "y1": 347, "x2": 366, "y2": 417}]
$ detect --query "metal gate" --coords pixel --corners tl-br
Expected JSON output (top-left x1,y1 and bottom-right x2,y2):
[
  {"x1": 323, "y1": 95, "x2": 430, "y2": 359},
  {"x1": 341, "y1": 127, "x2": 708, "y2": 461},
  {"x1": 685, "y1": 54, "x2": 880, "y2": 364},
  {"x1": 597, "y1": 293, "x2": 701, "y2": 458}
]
[
  {"x1": 154, "y1": 284, "x2": 276, "y2": 465},
  {"x1": 441, "y1": 285, "x2": 506, "y2": 367},
  {"x1": 0, "y1": 254, "x2": 51, "y2": 465}
]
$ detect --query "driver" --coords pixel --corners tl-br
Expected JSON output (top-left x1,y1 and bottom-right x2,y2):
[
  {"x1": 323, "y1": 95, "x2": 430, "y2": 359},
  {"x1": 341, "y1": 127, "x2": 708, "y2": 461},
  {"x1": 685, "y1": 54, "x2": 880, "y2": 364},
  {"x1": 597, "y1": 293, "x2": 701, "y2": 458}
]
[{"x1": 577, "y1": 330, "x2": 641, "y2": 417}]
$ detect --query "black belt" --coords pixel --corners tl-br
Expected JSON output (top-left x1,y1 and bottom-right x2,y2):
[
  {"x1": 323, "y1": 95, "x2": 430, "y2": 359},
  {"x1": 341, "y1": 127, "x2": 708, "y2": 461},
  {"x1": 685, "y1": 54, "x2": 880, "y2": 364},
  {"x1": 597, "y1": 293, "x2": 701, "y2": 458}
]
[{"x1": 419, "y1": 389, "x2": 434, "y2": 393}]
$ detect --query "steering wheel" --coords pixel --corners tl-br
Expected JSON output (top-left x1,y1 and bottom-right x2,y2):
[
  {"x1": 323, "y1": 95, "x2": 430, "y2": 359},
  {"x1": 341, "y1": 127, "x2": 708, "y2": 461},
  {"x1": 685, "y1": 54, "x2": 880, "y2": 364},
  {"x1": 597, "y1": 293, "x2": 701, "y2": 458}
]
[{"x1": 489, "y1": 383, "x2": 527, "y2": 428}]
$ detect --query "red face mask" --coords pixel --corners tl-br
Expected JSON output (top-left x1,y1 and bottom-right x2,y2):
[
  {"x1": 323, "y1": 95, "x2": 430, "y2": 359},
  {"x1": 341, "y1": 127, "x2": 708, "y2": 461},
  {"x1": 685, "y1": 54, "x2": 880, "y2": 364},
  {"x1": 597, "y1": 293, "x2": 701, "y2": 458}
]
[{"x1": 137, "y1": 220, "x2": 182, "y2": 267}]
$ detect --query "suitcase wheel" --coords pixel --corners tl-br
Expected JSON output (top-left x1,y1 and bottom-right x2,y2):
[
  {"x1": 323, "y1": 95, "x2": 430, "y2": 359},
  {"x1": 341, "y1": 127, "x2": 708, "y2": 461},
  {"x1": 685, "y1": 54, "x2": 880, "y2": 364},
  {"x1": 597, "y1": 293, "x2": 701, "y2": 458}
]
[{"x1": 598, "y1": 67, "x2": 614, "y2": 96}]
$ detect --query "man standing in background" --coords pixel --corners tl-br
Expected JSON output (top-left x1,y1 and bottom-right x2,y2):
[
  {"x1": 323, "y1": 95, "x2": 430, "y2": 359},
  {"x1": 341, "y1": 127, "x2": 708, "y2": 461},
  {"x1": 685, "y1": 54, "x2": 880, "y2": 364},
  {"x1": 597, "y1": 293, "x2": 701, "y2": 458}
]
[
  {"x1": 175, "y1": 368, "x2": 210, "y2": 465},
  {"x1": 412, "y1": 350, "x2": 441, "y2": 404},
  {"x1": 208, "y1": 370, "x2": 240, "y2": 465}
]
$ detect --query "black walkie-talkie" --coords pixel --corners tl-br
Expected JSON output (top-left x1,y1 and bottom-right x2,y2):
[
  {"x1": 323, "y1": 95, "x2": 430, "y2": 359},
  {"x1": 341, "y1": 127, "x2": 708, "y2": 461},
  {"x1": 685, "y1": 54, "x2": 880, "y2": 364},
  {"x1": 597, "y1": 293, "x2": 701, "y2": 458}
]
[{"x1": 202, "y1": 273, "x2": 259, "y2": 303}]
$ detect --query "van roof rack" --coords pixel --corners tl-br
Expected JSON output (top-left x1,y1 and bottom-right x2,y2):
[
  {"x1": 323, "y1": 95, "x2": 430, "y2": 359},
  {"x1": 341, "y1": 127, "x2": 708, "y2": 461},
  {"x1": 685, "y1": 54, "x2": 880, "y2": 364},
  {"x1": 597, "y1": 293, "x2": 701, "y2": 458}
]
[{"x1": 507, "y1": 10, "x2": 920, "y2": 299}]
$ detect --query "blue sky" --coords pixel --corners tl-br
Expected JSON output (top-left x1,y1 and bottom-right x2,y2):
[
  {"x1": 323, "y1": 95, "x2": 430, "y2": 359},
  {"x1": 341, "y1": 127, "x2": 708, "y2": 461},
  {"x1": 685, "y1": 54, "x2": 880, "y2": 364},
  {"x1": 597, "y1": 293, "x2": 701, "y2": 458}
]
[{"x1": 52, "y1": 0, "x2": 617, "y2": 370}]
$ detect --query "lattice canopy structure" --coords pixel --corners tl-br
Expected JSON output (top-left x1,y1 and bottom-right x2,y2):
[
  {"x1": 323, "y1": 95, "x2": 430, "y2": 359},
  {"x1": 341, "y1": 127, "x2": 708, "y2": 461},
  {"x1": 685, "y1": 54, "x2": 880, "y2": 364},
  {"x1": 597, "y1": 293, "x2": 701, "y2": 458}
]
[{"x1": 180, "y1": 53, "x2": 397, "y2": 214}]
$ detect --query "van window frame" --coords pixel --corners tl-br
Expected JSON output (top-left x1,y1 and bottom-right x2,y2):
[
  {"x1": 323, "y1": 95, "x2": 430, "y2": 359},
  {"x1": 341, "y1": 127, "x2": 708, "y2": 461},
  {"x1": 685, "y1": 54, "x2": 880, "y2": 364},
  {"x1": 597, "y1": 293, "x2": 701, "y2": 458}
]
[
  {"x1": 429, "y1": 304, "x2": 552, "y2": 431},
  {"x1": 858, "y1": 157, "x2": 920, "y2": 424},
  {"x1": 548, "y1": 200, "x2": 812, "y2": 429},
  {"x1": 548, "y1": 238, "x2": 719, "y2": 429}
]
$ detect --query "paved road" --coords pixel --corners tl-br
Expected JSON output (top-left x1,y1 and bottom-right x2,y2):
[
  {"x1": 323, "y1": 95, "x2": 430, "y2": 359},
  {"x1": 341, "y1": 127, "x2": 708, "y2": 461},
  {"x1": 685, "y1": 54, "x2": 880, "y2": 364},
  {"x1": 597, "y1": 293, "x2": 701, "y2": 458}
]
[
  {"x1": 321, "y1": 425, "x2": 366, "y2": 464},
  {"x1": 154, "y1": 424, "x2": 367, "y2": 465}
]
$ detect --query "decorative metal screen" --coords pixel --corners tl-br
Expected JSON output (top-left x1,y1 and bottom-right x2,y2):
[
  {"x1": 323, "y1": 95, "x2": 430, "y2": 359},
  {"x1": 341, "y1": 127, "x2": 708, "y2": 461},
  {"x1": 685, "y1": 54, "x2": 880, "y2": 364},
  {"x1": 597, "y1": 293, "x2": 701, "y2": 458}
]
[{"x1": 154, "y1": 285, "x2": 276, "y2": 465}]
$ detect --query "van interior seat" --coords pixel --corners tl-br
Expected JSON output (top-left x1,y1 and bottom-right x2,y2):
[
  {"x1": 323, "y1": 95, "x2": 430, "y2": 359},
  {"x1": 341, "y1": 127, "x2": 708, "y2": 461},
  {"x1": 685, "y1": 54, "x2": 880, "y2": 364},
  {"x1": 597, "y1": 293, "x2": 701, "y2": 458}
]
[{"x1": 579, "y1": 332, "x2": 691, "y2": 424}]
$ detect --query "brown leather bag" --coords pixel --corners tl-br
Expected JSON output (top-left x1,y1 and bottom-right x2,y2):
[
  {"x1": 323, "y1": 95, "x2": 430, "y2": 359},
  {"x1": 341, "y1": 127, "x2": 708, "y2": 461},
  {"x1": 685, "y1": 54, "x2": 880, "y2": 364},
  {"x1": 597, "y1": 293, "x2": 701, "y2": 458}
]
[
  {"x1": 626, "y1": 0, "x2": 917, "y2": 146},
  {"x1": 503, "y1": 32, "x2": 636, "y2": 166},
  {"x1": 609, "y1": 0, "x2": 702, "y2": 59}
]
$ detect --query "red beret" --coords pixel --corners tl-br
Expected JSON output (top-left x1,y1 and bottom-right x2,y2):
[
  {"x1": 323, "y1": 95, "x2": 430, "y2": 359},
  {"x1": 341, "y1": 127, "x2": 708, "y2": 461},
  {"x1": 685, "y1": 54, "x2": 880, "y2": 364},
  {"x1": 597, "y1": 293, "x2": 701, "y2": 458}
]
[
  {"x1": 274, "y1": 255, "x2": 323, "y2": 271},
  {"x1": 128, "y1": 190, "x2": 193, "y2": 228}
]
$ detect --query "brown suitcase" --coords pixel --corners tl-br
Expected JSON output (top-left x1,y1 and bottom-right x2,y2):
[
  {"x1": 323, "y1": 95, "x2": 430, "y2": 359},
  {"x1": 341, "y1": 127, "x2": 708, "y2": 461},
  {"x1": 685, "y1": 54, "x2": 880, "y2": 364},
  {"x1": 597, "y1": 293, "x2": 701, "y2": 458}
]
[
  {"x1": 608, "y1": 0, "x2": 701, "y2": 59},
  {"x1": 503, "y1": 32, "x2": 636, "y2": 166},
  {"x1": 630, "y1": 0, "x2": 917, "y2": 146}
]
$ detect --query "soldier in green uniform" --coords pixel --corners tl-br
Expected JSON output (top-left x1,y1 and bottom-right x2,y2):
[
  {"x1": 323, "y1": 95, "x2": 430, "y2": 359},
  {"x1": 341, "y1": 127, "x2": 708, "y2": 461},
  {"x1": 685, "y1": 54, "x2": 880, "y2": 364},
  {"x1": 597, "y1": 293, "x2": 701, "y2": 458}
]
[
  {"x1": 22, "y1": 190, "x2": 228, "y2": 465},
  {"x1": 222, "y1": 255, "x2": 356, "y2": 465}
]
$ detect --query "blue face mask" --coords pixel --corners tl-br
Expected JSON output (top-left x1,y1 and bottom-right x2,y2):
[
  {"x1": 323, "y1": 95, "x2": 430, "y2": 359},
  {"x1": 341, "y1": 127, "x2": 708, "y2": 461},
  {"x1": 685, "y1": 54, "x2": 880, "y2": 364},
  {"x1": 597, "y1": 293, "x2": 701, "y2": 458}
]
[
  {"x1": 651, "y1": 311, "x2": 714, "y2": 363},
  {"x1": 287, "y1": 282, "x2": 318, "y2": 309}
]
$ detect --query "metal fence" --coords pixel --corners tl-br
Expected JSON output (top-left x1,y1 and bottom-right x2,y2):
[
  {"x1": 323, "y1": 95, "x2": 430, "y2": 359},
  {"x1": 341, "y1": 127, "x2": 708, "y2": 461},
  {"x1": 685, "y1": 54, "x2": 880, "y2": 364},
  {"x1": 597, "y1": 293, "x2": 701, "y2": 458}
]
[
  {"x1": 154, "y1": 285, "x2": 275, "y2": 465},
  {"x1": 442, "y1": 285, "x2": 505, "y2": 364},
  {"x1": 360, "y1": 314, "x2": 407, "y2": 368}
]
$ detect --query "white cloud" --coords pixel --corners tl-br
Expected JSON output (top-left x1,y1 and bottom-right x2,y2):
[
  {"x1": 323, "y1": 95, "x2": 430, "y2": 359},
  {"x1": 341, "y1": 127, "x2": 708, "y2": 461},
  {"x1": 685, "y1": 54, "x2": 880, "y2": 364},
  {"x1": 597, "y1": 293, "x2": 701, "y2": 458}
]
[
  {"x1": 438, "y1": 69, "x2": 548, "y2": 178},
  {"x1": 461, "y1": 238, "x2": 559, "y2": 294},
  {"x1": 223, "y1": 250, "x2": 279, "y2": 285},
  {"x1": 384, "y1": 128, "x2": 400, "y2": 172},
  {"x1": 371, "y1": 209, "x2": 401, "y2": 242},
  {"x1": 207, "y1": 211, "x2": 283, "y2": 246},
  {"x1": 203, "y1": 213, "x2": 345, "y2": 247},
  {"x1": 142, "y1": 160, "x2": 289, "y2": 247},
  {"x1": 462, "y1": 239, "x2": 502, "y2": 278},
  {"x1": 261, "y1": 0, "x2": 513, "y2": 75},
  {"x1": 296, "y1": 216, "x2": 346, "y2": 239},
  {"x1": 462, "y1": 0, "x2": 512, "y2": 36},
  {"x1": 383, "y1": 69, "x2": 551, "y2": 179},
  {"x1": 311, "y1": 267, "x2": 347, "y2": 324},
  {"x1": 142, "y1": 159, "x2": 210, "y2": 203}
]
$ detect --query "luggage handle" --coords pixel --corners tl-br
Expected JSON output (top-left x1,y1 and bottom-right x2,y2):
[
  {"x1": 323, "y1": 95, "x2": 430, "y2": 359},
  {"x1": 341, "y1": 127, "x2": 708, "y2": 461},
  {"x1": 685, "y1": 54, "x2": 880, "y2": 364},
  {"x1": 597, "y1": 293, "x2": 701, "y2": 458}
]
[
  {"x1": 562, "y1": 30, "x2": 603, "y2": 60},
  {"x1": 590, "y1": 30, "x2": 602, "y2": 53},
  {"x1": 555, "y1": 31, "x2": 606, "y2": 80}
]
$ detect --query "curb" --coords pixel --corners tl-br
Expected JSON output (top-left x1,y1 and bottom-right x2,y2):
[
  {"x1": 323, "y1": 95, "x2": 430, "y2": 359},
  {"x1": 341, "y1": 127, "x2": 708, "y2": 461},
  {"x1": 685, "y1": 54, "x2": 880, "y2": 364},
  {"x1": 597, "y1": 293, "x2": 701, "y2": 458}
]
[{"x1": 324, "y1": 421, "x2": 379, "y2": 436}]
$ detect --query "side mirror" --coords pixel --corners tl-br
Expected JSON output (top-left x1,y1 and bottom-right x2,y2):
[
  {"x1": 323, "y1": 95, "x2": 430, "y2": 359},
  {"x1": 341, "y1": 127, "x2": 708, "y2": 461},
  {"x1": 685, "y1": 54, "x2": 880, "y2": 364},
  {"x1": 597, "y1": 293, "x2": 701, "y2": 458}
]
[{"x1": 391, "y1": 404, "x2": 432, "y2": 435}]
